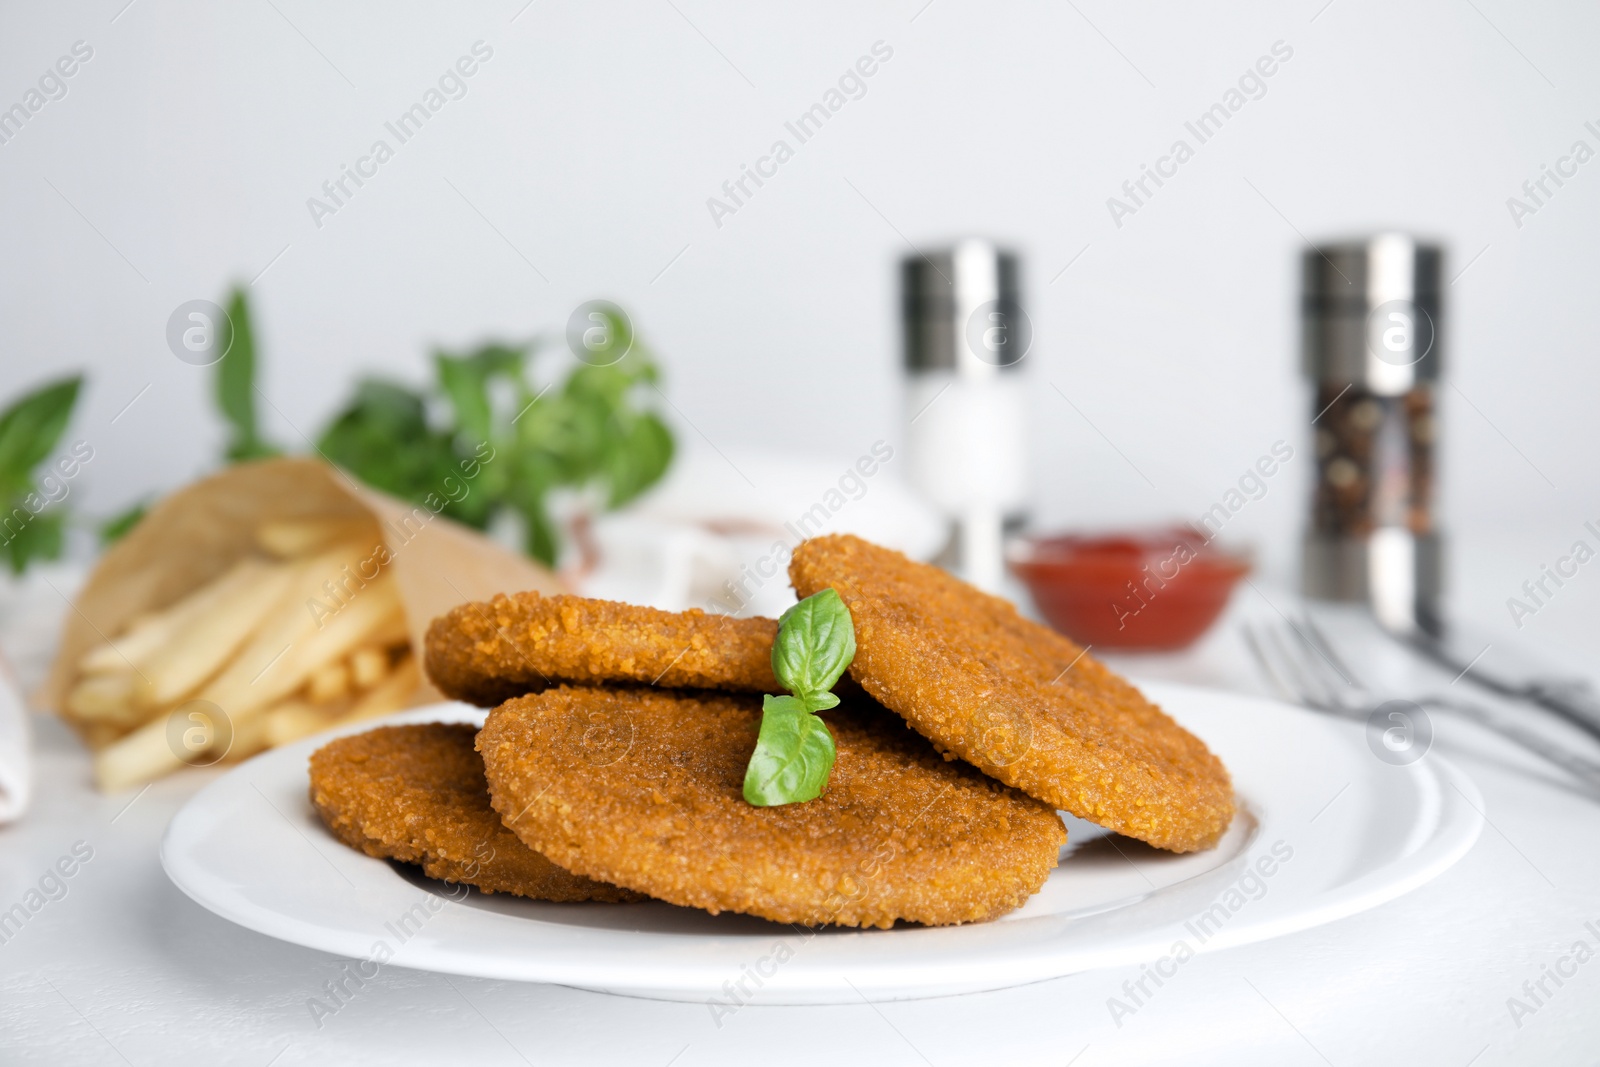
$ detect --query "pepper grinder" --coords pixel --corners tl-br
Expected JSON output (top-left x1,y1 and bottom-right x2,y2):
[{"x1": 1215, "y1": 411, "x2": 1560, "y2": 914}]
[
  {"x1": 1301, "y1": 234, "x2": 1443, "y2": 633},
  {"x1": 901, "y1": 240, "x2": 1030, "y2": 592}
]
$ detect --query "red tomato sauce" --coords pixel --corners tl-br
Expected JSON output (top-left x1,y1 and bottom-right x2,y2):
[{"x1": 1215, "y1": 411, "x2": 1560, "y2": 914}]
[{"x1": 1008, "y1": 528, "x2": 1249, "y2": 650}]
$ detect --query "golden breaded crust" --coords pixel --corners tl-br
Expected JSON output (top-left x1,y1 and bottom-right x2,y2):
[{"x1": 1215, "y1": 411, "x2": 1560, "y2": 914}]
[
  {"x1": 425, "y1": 592, "x2": 778, "y2": 706},
  {"x1": 478, "y1": 686, "x2": 1066, "y2": 928},
  {"x1": 790, "y1": 535, "x2": 1234, "y2": 853},
  {"x1": 309, "y1": 723, "x2": 640, "y2": 902}
]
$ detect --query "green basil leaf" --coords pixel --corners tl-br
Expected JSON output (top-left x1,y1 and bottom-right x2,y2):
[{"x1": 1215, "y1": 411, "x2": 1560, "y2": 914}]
[
  {"x1": 98, "y1": 501, "x2": 148, "y2": 545},
  {"x1": 772, "y1": 588, "x2": 856, "y2": 697},
  {"x1": 1, "y1": 507, "x2": 65, "y2": 575},
  {"x1": 605, "y1": 412, "x2": 674, "y2": 508},
  {"x1": 216, "y1": 288, "x2": 279, "y2": 462},
  {"x1": 519, "y1": 498, "x2": 558, "y2": 566},
  {"x1": 307, "y1": 302, "x2": 673, "y2": 570},
  {"x1": 742, "y1": 698, "x2": 837, "y2": 806},
  {"x1": 768, "y1": 691, "x2": 840, "y2": 714},
  {"x1": 0, "y1": 376, "x2": 81, "y2": 501},
  {"x1": 801, "y1": 690, "x2": 839, "y2": 713},
  {"x1": 435, "y1": 354, "x2": 494, "y2": 448},
  {"x1": 505, "y1": 468, "x2": 560, "y2": 566},
  {"x1": 435, "y1": 343, "x2": 526, "y2": 448},
  {"x1": 316, "y1": 378, "x2": 463, "y2": 513}
]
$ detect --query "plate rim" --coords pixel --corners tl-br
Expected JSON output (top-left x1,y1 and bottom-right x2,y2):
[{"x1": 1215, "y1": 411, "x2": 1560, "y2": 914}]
[{"x1": 160, "y1": 681, "x2": 1484, "y2": 1002}]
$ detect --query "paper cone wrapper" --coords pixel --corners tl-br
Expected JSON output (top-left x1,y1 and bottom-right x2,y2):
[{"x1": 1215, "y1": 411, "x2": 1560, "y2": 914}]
[{"x1": 36, "y1": 456, "x2": 561, "y2": 720}]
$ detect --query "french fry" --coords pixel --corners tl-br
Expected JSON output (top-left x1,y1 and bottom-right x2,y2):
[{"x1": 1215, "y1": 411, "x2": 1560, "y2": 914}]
[
  {"x1": 348, "y1": 646, "x2": 390, "y2": 691},
  {"x1": 136, "y1": 560, "x2": 296, "y2": 710},
  {"x1": 92, "y1": 705, "x2": 228, "y2": 792},
  {"x1": 65, "y1": 673, "x2": 143, "y2": 722},
  {"x1": 77, "y1": 558, "x2": 270, "y2": 676},
  {"x1": 83, "y1": 534, "x2": 428, "y2": 790},
  {"x1": 198, "y1": 551, "x2": 403, "y2": 721},
  {"x1": 307, "y1": 661, "x2": 350, "y2": 705},
  {"x1": 300, "y1": 580, "x2": 402, "y2": 662},
  {"x1": 334, "y1": 654, "x2": 419, "y2": 726},
  {"x1": 267, "y1": 581, "x2": 403, "y2": 704},
  {"x1": 256, "y1": 517, "x2": 380, "y2": 559},
  {"x1": 362, "y1": 614, "x2": 409, "y2": 650},
  {"x1": 78, "y1": 615, "x2": 164, "y2": 675},
  {"x1": 221, "y1": 707, "x2": 274, "y2": 765},
  {"x1": 94, "y1": 715, "x2": 180, "y2": 791},
  {"x1": 263, "y1": 700, "x2": 340, "y2": 748}
]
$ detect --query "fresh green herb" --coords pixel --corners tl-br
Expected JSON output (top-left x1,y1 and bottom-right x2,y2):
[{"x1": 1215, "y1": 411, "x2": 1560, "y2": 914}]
[
  {"x1": 314, "y1": 307, "x2": 673, "y2": 566},
  {"x1": 215, "y1": 288, "x2": 281, "y2": 462},
  {"x1": 98, "y1": 500, "x2": 149, "y2": 545},
  {"x1": 770, "y1": 589, "x2": 857, "y2": 698},
  {"x1": 1, "y1": 509, "x2": 67, "y2": 575},
  {"x1": 0, "y1": 377, "x2": 79, "y2": 500},
  {"x1": 0, "y1": 376, "x2": 83, "y2": 574},
  {"x1": 315, "y1": 378, "x2": 467, "y2": 517},
  {"x1": 211, "y1": 291, "x2": 674, "y2": 567},
  {"x1": 743, "y1": 588, "x2": 857, "y2": 806}
]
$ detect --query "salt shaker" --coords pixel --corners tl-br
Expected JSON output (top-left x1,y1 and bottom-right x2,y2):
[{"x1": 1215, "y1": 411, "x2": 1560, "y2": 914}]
[
  {"x1": 901, "y1": 240, "x2": 1030, "y2": 591},
  {"x1": 1301, "y1": 234, "x2": 1442, "y2": 632}
]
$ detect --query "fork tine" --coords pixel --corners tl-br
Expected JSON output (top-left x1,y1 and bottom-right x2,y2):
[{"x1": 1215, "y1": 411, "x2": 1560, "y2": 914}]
[
  {"x1": 1241, "y1": 623, "x2": 1300, "y2": 704},
  {"x1": 1265, "y1": 623, "x2": 1338, "y2": 710},
  {"x1": 1284, "y1": 619, "x2": 1355, "y2": 706},
  {"x1": 1298, "y1": 613, "x2": 1363, "y2": 691},
  {"x1": 1243, "y1": 620, "x2": 1332, "y2": 710}
]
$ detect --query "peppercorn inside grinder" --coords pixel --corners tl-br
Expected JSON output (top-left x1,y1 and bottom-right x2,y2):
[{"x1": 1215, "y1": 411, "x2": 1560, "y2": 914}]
[{"x1": 1301, "y1": 234, "x2": 1442, "y2": 633}]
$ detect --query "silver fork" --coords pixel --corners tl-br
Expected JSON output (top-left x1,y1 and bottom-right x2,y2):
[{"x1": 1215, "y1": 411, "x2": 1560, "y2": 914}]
[{"x1": 1242, "y1": 616, "x2": 1600, "y2": 791}]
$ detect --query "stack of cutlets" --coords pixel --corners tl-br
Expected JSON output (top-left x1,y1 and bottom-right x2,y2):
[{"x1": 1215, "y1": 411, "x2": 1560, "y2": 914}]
[{"x1": 310, "y1": 535, "x2": 1233, "y2": 928}]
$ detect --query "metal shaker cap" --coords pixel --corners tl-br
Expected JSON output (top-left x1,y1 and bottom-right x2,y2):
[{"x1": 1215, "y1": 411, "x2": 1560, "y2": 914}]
[
  {"x1": 903, "y1": 240, "x2": 1028, "y2": 376},
  {"x1": 1302, "y1": 234, "x2": 1442, "y2": 395}
]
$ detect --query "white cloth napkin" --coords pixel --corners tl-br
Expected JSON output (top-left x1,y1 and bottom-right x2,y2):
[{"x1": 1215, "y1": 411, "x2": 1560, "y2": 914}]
[
  {"x1": 0, "y1": 650, "x2": 32, "y2": 822},
  {"x1": 577, "y1": 446, "x2": 946, "y2": 618}
]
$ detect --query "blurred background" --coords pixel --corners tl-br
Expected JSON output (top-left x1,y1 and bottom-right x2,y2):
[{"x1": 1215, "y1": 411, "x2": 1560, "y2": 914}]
[{"x1": 2, "y1": 0, "x2": 1598, "y2": 655}]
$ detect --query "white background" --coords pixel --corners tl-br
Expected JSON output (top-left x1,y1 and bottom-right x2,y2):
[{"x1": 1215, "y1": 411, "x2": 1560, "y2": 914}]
[{"x1": 1, "y1": 0, "x2": 1597, "y2": 633}]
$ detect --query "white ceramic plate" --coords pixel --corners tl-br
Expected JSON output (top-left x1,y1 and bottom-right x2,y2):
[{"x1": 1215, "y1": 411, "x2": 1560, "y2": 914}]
[{"x1": 161, "y1": 682, "x2": 1482, "y2": 1004}]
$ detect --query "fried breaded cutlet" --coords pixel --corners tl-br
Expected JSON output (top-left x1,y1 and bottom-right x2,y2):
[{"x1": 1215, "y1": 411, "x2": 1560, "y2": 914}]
[
  {"x1": 425, "y1": 592, "x2": 778, "y2": 706},
  {"x1": 790, "y1": 535, "x2": 1234, "y2": 853},
  {"x1": 309, "y1": 723, "x2": 641, "y2": 902},
  {"x1": 477, "y1": 686, "x2": 1066, "y2": 928}
]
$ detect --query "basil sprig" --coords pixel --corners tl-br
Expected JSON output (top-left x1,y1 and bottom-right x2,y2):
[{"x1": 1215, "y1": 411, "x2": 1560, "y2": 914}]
[
  {"x1": 0, "y1": 375, "x2": 82, "y2": 573},
  {"x1": 211, "y1": 287, "x2": 674, "y2": 567},
  {"x1": 743, "y1": 589, "x2": 856, "y2": 806}
]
